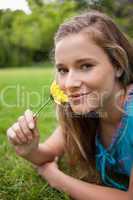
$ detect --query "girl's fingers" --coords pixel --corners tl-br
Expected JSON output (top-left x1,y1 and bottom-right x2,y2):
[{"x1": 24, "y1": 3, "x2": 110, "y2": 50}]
[
  {"x1": 7, "y1": 109, "x2": 39, "y2": 146},
  {"x1": 18, "y1": 116, "x2": 33, "y2": 141},
  {"x1": 7, "y1": 127, "x2": 22, "y2": 145},
  {"x1": 24, "y1": 109, "x2": 35, "y2": 130},
  {"x1": 24, "y1": 109, "x2": 39, "y2": 139},
  {"x1": 12, "y1": 122, "x2": 27, "y2": 143}
]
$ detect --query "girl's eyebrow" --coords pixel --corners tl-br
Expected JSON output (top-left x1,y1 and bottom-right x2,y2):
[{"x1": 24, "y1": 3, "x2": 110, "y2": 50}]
[
  {"x1": 75, "y1": 58, "x2": 97, "y2": 64},
  {"x1": 55, "y1": 63, "x2": 66, "y2": 69},
  {"x1": 55, "y1": 58, "x2": 97, "y2": 68}
]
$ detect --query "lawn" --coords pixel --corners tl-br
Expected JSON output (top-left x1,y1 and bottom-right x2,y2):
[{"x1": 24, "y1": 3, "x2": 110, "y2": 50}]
[{"x1": 0, "y1": 67, "x2": 70, "y2": 200}]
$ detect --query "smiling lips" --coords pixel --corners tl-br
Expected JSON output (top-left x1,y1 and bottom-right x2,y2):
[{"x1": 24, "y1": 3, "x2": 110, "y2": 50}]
[{"x1": 68, "y1": 92, "x2": 91, "y2": 101}]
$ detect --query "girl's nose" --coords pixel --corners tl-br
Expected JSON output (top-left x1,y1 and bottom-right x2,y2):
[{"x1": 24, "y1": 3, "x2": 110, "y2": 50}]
[{"x1": 65, "y1": 70, "x2": 81, "y2": 90}]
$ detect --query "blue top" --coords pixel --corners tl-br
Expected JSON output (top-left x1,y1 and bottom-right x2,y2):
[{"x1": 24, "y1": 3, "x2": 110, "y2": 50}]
[{"x1": 96, "y1": 86, "x2": 133, "y2": 191}]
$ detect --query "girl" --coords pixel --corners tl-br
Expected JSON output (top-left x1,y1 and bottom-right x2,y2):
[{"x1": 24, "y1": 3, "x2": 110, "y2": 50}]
[{"x1": 7, "y1": 10, "x2": 133, "y2": 200}]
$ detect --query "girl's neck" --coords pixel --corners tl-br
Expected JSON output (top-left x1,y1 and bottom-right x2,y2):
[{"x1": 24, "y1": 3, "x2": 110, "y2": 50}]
[
  {"x1": 100, "y1": 84, "x2": 127, "y2": 127},
  {"x1": 98, "y1": 83, "x2": 133, "y2": 148}
]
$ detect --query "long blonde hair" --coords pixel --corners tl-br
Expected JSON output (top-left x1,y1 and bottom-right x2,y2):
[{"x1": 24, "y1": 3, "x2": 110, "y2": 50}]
[{"x1": 54, "y1": 10, "x2": 133, "y2": 184}]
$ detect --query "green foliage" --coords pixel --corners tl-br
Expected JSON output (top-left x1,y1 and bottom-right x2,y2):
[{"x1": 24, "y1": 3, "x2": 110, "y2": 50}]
[
  {"x1": 28, "y1": 0, "x2": 45, "y2": 11},
  {"x1": 0, "y1": 1, "x2": 77, "y2": 67},
  {"x1": 76, "y1": 0, "x2": 133, "y2": 38},
  {"x1": 0, "y1": 0, "x2": 132, "y2": 67}
]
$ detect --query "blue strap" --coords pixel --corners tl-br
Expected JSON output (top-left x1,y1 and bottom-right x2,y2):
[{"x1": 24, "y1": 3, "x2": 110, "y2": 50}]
[{"x1": 96, "y1": 136, "x2": 127, "y2": 190}]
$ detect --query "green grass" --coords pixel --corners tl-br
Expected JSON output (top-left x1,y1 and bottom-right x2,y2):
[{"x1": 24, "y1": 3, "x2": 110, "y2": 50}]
[{"x1": 0, "y1": 67, "x2": 70, "y2": 200}]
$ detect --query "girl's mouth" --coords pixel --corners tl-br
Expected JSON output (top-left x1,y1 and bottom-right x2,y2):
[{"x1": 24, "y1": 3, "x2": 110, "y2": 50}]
[{"x1": 69, "y1": 92, "x2": 91, "y2": 103}]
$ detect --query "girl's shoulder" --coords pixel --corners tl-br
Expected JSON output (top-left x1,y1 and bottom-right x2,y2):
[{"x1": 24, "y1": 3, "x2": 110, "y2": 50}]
[
  {"x1": 125, "y1": 84, "x2": 133, "y2": 114},
  {"x1": 119, "y1": 84, "x2": 133, "y2": 142}
]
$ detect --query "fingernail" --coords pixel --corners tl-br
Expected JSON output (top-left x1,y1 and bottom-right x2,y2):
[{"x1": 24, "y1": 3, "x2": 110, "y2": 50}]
[
  {"x1": 11, "y1": 132, "x2": 15, "y2": 138},
  {"x1": 29, "y1": 122, "x2": 34, "y2": 129}
]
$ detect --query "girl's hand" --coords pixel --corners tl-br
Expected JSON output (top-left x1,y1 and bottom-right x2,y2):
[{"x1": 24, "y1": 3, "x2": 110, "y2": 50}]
[
  {"x1": 36, "y1": 157, "x2": 62, "y2": 188},
  {"x1": 7, "y1": 109, "x2": 39, "y2": 156}
]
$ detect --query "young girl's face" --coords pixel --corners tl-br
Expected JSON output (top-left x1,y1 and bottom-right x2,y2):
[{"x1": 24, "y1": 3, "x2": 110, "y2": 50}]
[{"x1": 55, "y1": 33, "x2": 121, "y2": 114}]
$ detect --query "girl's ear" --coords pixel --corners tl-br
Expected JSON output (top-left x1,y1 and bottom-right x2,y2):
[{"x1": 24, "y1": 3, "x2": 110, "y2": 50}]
[{"x1": 115, "y1": 67, "x2": 123, "y2": 78}]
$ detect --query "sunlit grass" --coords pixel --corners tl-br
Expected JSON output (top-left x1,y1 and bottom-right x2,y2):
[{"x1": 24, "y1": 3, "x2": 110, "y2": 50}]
[{"x1": 0, "y1": 66, "x2": 70, "y2": 200}]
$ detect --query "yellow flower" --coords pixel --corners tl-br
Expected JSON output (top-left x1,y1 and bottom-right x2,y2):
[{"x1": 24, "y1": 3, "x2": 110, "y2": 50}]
[{"x1": 50, "y1": 81, "x2": 68, "y2": 104}]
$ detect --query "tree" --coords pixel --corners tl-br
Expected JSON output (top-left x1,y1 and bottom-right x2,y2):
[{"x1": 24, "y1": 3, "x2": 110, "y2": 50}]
[
  {"x1": 0, "y1": 0, "x2": 132, "y2": 67},
  {"x1": 74, "y1": 0, "x2": 133, "y2": 38}
]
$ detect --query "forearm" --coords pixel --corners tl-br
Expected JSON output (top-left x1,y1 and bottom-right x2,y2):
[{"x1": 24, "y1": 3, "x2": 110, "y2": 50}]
[
  {"x1": 21, "y1": 143, "x2": 56, "y2": 165},
  {"x1": 56, "y1": 172, "x2": 128, "y2": 200}
]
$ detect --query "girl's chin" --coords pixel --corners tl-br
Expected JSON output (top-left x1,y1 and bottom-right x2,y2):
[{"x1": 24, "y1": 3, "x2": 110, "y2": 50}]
[{"x1": 71, "y1": 104, "x2": 98, "y2": 115}]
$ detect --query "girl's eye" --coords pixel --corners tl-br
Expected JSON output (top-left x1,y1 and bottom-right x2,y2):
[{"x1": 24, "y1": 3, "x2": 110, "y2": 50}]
[
  {"x1": 57, "y1": 68, "x2": 68, "y2": 75},
  {"x1": 80, "y1": 63, "x2": 94, "y2": 70}
]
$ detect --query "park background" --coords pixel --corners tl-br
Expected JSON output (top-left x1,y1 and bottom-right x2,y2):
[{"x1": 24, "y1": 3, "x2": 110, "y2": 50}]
[{"x1": 0, "y1": 0, "x2": 133, "y2": 199}]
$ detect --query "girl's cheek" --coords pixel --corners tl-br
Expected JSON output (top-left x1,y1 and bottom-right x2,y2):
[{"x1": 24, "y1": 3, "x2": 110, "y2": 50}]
[
  {"x1": 58, "y1": 77, "x2": 66, "y2": 91},
  {"x1": 60, "y1": 83, "x2": 66, "y2": 92},
  {"x1": 56, "y1": 74, "x2": 63, "y2": 86}
]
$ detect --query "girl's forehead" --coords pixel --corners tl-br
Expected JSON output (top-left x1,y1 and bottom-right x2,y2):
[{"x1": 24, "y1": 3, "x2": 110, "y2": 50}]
[
  {"x1": 55, "y1": 33, "x2": 92, "y2": 49},
  {"x1": 55, "y1": 33, "x2": 106, "y2": 63}
]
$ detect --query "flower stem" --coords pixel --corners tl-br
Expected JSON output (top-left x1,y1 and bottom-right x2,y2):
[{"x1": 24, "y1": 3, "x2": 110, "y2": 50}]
[{"x1": 34, "y1": 97, "x2": 52, "y2": 118}]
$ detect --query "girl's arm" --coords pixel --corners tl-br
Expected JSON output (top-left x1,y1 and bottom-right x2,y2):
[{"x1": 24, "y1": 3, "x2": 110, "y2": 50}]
[
  {"x1": 20, "y1": 126, "x2": 65, "y2": 165},
  {"x1": 55, "y1": 171, "x2": 128, "y2": 200}
]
